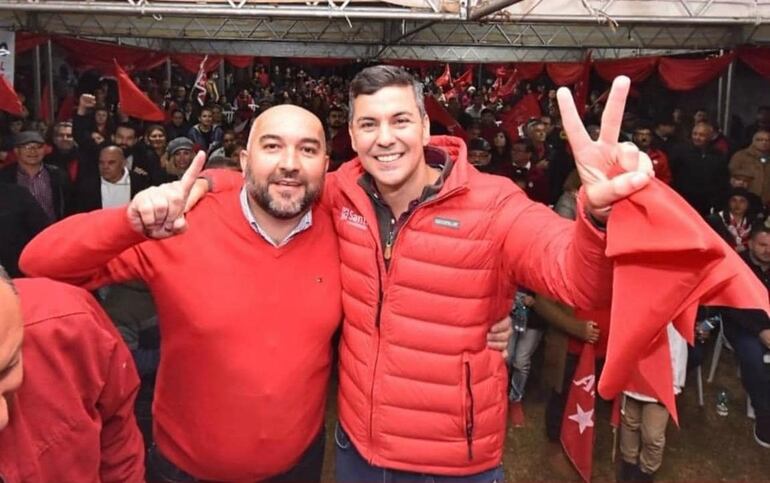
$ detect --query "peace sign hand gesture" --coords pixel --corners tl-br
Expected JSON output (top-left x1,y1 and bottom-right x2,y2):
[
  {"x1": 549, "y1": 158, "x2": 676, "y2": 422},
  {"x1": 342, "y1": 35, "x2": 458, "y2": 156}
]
[
  {"x1": 557, "y1": 76, "x2": 654, "y2": 221},
  {"x1": 126, "y1": 151, "x2": 207, "y2": 238}
]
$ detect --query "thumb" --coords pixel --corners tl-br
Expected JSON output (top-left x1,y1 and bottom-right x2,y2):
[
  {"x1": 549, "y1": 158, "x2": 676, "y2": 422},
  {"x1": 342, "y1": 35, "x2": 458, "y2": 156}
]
[{"x1": 171, "y1": 215, "x2": 188, "y2": 233}]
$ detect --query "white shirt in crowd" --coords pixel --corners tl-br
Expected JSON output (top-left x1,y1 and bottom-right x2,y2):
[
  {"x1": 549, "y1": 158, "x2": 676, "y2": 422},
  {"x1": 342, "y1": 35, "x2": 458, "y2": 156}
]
[
  {"x1": 624, "y1": 323, "x2": 688, "y2": 402},
  {"x1": 101, "y1": 168, "x2": 131, "y2": 208}
]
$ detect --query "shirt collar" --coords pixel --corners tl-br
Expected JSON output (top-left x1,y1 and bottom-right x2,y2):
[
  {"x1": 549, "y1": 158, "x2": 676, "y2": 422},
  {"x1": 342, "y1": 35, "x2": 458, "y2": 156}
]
[{"x1": 239, "y1": 186, "x2": 312, "y2": 247}]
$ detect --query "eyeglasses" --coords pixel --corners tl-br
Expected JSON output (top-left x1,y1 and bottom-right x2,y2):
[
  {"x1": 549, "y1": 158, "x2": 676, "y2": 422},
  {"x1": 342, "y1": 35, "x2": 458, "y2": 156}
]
[{"x1": 19, "y1": 144, "x2": 43, "y2": 151}]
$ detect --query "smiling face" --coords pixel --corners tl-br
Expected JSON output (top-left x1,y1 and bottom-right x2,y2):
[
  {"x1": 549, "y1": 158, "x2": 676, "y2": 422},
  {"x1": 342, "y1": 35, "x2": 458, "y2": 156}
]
[
  {"x1": 241, "y1": 105, "x2": 328, "y2": 220},
  {"x1": 349, "y1": 85, "x2": 430, "y2": 193}
]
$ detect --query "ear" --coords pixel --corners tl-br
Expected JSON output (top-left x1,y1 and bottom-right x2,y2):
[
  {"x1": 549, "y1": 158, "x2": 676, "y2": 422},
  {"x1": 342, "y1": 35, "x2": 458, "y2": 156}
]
[
  {"x1": 349, "y1": 124, "x2": 359, "y2": 154},
  {"x1": 239, "y1": 148, "x2": 248, "y2": 175},
  {"x1": 422, "y1": 114, "x2": 431, "y2": 147}
]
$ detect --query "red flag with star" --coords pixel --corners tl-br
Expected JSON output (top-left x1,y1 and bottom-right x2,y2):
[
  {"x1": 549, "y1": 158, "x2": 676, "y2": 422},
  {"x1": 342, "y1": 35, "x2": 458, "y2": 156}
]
[{"x1": 561, "y1": 343, "x2": 596, "y2": 482}]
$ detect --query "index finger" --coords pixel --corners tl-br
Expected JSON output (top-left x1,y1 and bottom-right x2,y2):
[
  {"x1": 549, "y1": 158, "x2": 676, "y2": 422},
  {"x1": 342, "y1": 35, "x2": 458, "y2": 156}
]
[
  {"x1": 598, "y1": 76, "x2": 630, "y2": 145},
  {"x1": 557, "y1": 86, "x2": 592, "y2": 153},
  {"x1": 180, "y1": 150, "x2": 207, "y2": 196}
]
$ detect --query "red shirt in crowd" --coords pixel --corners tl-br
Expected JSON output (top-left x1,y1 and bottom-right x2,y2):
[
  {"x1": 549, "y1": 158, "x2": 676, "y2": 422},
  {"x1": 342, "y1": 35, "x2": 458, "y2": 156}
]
[{"x1": 0, "y1": 278, "x2": 144, "y2": 483}]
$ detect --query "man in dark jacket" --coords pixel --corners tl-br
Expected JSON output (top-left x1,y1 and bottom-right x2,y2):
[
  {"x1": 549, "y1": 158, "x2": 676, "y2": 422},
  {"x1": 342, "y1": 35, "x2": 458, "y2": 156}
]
[
  {"x1": 71, "y1": 145, "x2": 152, "y2": 214},
  {"x1": 0, "y1": 183, "x2": 49, "y2": 277},
  {"x1": 721, "y1": 225, "x2": 770, "y2": 448},
  {"x1": 669, "y1": 121, "x2": 729, "y2": 216},
  {"x1": 43, "y1": 121, "x2": 81, "y2": 183},
  {"x1": 0, "y1": 131, "x2": 70, "y2": 221}
]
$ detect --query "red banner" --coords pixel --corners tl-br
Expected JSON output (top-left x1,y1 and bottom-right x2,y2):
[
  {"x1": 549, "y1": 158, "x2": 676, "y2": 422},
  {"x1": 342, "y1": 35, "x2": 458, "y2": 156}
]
[
  {"x1": 657, "y1": 53, "x2": 735, "y2": 91},
  {"x1": 594, "y1": 56, "x2": 659, "y2": 83},
  {"x1": 172, "y1": 54, "x2": 221, "y2": 74},
  {"x1": 561, "y1": 344, "x2": 596, "y2": 482},
  {"x1": 738, "y1": 46, "x2": 770, "y2": 81}
]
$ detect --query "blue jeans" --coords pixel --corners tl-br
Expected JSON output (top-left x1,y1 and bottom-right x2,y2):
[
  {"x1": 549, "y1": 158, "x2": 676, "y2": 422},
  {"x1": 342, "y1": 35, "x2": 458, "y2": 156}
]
[
  {"x1": 724, "y1": 322, "x2": 770, "y2": 438},
  {"x1": 334, "y1": 423, "x2": 505, "y2": 483}
]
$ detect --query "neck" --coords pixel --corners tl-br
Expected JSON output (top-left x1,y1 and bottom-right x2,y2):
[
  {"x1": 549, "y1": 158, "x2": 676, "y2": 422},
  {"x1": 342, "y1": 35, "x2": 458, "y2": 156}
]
[
  {"x1": 199, "y1": 124, "x2": 211, "y2": 132},
  {"x1": 18, "y1": 161, "x2": 43, "y2": 176},
  {"x1": 378, "y1": 162, "x2": 440, "y2": 219},
  {"x1": 246, "y1": 193, "x2": 305, "y2": 244}
]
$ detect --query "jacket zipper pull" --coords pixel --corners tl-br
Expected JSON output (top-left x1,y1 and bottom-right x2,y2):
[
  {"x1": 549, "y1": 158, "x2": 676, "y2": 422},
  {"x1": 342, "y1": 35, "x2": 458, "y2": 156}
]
[{"x1": 383, "y1": 220, "x2": 395, "y2": 261}]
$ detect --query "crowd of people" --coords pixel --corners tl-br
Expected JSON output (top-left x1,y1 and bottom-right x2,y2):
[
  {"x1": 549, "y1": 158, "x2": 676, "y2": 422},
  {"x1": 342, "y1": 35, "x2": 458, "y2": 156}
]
[{"x1": 0, "y1": 59, "x2": 768, "y2": 483}]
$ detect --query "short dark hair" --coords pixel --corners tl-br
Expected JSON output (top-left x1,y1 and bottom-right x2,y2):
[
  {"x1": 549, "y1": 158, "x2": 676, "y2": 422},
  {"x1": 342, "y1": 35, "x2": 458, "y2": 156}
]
[
  {"x1": 0, "y1": 264, "x2": 16, "y2": 294},
  {"x1": 115, "y1": 122, "x2": 137, "y2": 135},
  {"x1": 348, "y1": 65, "x2": 426, "y2": 122},
  {"x1": 751, "y1": 223, "x2": 770, "y2": 240}
]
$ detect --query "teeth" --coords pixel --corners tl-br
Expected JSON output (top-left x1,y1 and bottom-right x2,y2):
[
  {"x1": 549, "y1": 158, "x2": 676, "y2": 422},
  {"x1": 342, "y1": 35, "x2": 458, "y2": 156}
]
[{"x1": 376, "y1": 154, "x2": 401, "y2": 162}]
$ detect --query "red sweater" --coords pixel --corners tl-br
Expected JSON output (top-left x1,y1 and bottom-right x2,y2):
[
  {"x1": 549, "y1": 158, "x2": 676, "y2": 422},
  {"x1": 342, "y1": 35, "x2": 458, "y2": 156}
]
[
  {"x1": 20, "y1": 192, "x2": 343, "y2": 480},
  {"x1": 0, "y1": 278, "x2": 143, "y2": 483}
]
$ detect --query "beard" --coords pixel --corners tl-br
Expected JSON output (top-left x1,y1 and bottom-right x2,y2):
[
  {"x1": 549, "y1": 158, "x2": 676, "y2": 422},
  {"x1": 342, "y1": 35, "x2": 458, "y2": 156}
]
[{"x1": 244, "y1": 166, "x2": 321, "y2": 219}]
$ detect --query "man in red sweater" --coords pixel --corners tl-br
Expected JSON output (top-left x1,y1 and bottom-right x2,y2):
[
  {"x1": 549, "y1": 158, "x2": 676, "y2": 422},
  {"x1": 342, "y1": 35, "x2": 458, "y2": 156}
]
[
  {"x1": 21, "y1": 105, "x2": 343, "y2": 481},
  {"x1": 0, "y1": 267, "x2": 144, "y2": 482}
]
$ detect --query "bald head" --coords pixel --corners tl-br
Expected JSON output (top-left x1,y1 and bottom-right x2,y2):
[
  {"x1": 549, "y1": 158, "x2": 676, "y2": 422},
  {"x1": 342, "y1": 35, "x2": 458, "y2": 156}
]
[
  {"x1": 247, "y1": 105, "x2": 326, "y2": 152},
  {"x1": 0, "y1": 266, "x2": 24, "y2": 431},
  {"x1": 99, "y1": 145, "x2": 127, "y2": 183}
]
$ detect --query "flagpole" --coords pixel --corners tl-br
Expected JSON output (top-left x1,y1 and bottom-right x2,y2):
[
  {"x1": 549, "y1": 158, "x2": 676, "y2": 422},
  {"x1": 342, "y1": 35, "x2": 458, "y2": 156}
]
[
  {"x1": 46, "y1": 40, "x2": 55, "y2": 122},
  {"x1": 33, "y1": 45, "x2": 41, "y2": 119}
]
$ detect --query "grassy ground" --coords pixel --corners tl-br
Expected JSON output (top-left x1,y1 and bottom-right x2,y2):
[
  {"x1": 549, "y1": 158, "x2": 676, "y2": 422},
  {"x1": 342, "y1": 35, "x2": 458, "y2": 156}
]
[{"x1": 320, "y1": 342, "x2": 770, "y2": 481}]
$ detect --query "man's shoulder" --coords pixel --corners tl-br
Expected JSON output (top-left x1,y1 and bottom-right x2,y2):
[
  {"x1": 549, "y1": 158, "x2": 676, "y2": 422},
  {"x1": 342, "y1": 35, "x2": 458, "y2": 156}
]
[{"x1": 15, "y1": 278, "x2": 113, "y2": 335}]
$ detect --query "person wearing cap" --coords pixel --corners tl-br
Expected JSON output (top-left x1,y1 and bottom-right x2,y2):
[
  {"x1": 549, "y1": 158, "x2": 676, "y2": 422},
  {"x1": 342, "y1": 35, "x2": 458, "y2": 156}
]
[
  {"x1": 0, "y1": 131, "x2": 70, "y2": 222},
  {"x1": 163, "y1": 137, "x2": 196, "y2": 180},
  {"x1": 71, "y1": 145, "x2": 152, "y2": 214},
  {"x1": 467, "y1": 137, "x2": 494, "y2": 173},
  {"x1": 729, "y1": 129, "x2": 770, "y2": 205}
]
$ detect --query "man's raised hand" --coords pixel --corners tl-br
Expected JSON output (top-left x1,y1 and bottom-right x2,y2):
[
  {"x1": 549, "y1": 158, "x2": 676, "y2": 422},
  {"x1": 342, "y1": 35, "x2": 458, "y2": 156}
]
[
  {"x1": 127, "y1": 151, "x2": 206, "y2": 238},
  {"x1": 557, "y1": 76, "x2": 655, "y2": 220}
]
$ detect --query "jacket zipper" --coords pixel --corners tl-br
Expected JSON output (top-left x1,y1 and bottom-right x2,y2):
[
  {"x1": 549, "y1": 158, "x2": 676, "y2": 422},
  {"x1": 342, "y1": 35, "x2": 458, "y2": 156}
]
[{"x1": 465, "y1": 361, "x2": 475, "y2": 461}]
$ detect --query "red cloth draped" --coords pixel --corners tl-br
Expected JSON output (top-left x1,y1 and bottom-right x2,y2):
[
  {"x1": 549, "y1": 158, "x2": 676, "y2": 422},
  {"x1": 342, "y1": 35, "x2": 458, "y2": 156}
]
[
  {"x1": 599, "y1": 178, "x2": 770, "y2": 423},
  {"x1": 56, "y1": 37, "x2": 168, "y2": 73},
  {"x1": 516, "y1": 62, "x2": 545, "y2": 81},
  {"x1": 224, "y1": 56, "x2": 253, "y2": 69},
  {"x1": 560, "y1": 344, "x2": 596, "y2": 482},
  {"x1": 594, "y1": 56, "x2": 659, "y2": 83},
  {"x1": 15, "y1": 32, "x2": 50, "y2": 54},
  {"x1": 424, "y1": 95, "x2": 467, "y2": 140},
  {"x1": 500, "y1": 93, "x2": 541, "y2": 141},
  {"x1": 738, "y1": 46, "x2": 770, "y2": 81},
  {"x1": 546, "y1": 62, "x2": 585, "y2": 86},
  {"x1": 114, "y1": 60, "x2": 165, "y2": 122},
  {"x1": 173, "y1": 54, "x2": 221, "y2": 74},
  {"x1": 0, "y1": 74, "x2": 23, "y2": 116},
  {"x1": 657, "y1": 53, "x2": 735, "y2": 91}
]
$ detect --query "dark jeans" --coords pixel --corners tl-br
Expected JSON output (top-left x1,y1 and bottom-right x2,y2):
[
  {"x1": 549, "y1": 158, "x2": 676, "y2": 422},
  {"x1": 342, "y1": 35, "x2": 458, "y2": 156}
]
[
  {"x1": 724, "y1": 322, "x2": 770, "y2": 438},
  {"x1": 334, "y1": 423, "x2": 505, "y2": 483},
  {"x1": 146, "y1": 426, "x2": 326, "y2": 482}
]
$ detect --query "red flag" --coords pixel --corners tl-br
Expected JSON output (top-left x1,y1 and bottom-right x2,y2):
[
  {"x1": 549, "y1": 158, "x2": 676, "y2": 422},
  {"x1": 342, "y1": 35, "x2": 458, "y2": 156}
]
[
  {"x1": 424, "y1": 95, "x2": 467, "y2": 141},
  {"x1": 496, "y1": 70, "x2": 519, "y2": 100},
  {"x1": 39, "y1": 83, "x2": 51, "y2": 123},
  {"x1": 561, "y1": 344, "x2": 596, "y2": 482},
  {"x1": 436, "y1": 64, "x2": 452, "y2": 89},
  {"x1": 597, "y1": 178, "x2": 770, "y2": 422},
  {"x1": 574, "y1": 52, "x2": 592, "y2": 118},
  {"x1": 57, "y1": 92, "x2": 75, "y2": 121},
  {"x1": 0, "y1": 74, "x2": 24, "y2": 116},
  {"x1": 114, "y1": 60, "x2": 164, "y2": 122},
  {"x1": 453, "y1": 67, "x2": 473, "y2": 90},
  {"x1": 193, "y1": 55, "x2": 209, "y2": 106},
  {"x1": 500, "y1": 93, "x2": 541, "y2": 142}
]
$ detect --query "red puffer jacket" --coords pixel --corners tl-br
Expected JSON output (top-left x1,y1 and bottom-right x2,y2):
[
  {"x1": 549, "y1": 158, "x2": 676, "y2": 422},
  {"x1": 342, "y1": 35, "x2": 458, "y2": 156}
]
[{"x1": 328, "y1": 136, "x2": 611, "y2": 475}]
